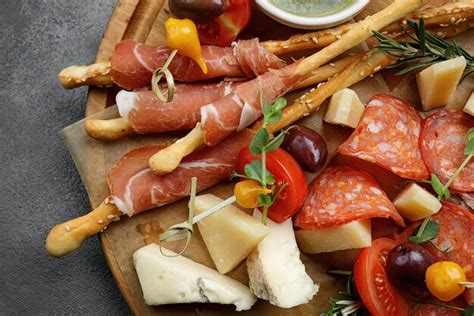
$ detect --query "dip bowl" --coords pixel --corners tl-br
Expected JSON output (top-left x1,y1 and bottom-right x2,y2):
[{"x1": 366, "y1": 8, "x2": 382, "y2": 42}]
[{"x1": 255, "y1": 0, "x2": 370, "y2": 30}]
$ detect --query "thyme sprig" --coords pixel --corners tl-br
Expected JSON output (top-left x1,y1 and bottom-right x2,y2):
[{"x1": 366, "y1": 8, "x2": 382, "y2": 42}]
[
  {"x1": 373, "y1": 19, "x2": 473, "y2": 78},
  {"x1": 323, "y1": 272, "x2": 363, "y2": 316}
]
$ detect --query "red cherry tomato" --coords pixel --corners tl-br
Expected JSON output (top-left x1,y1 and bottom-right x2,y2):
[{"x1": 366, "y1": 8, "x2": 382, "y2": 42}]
[
  {"x1": 354, "y1": 238, "x2": 410, "y2": 316},
  {"x1": 237, "y1": 147, "x2": 307, "y2": 223},
  {"x1": 196, "y1": 0, "x2": 251, "y2": 47}
]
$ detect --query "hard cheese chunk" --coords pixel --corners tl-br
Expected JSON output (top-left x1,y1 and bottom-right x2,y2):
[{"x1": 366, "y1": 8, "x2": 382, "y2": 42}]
[
  {"x1": 246, "y1": 210, "x2": 318, "y2": 308},
  {"x1": 416, "y1": 56, "x2": 467, "y2": 111},
  {"x1": 324, "y1": 88, "x2": 365, "y2": 128},
  {"x1": 195, "y1": 194, "x2": 270, "y2": 274},
  {"x1": 392, "y1": 183, "x2": 442, "y2": 222},
  {"x1": 295, "y1": 220, "x2": 372, "y2": 254},
  {"x1": 133, "y1": 244, "x2": 256, "y2": 310},
  {"x1": 463, "y1": 92, "x2": 474, "y2": 117}
]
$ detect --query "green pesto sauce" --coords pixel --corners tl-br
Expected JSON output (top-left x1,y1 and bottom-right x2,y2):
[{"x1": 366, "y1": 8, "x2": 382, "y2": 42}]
[{"x1": 269, "y1": 0, "x2": 353, "y2": 17}]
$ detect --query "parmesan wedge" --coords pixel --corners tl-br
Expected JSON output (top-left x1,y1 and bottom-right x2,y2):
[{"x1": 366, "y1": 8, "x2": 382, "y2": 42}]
[
  {"x1": 324, "y1": 88, "x2": 365, "y2": 128},
  {"x1": 416, "y1": 56, "x2": 467, "y2": 111},
  {"x1": 392, "y1": 183, "x2": 442, "y2": 222},
  {"x1": 194, "y1": 194, "x2": 269, "y2": 274},
  {"x1": 463, "y1": 92, "x2": 474, "y2": 117},
  {"x1": 133, "y1": 244, "x2": 256, "y2": 310},
  {"x1": 246, "y1": 210, "x2": 318, "y2": 308},
  {"x1": 295, "y1": 220, "x2": 372, "y2": 254}
]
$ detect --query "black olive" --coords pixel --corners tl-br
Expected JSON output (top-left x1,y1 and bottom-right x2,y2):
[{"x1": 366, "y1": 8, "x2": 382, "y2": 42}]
[
  {"x1": 169, "y1": 0, "x2": 226, "y2": 23},
  {"x1": 387, "y1": 242, "x2": 435, "y2": 288},
  {"x1": 282, "y1": 126, "x2": 328, "y2": 173}
]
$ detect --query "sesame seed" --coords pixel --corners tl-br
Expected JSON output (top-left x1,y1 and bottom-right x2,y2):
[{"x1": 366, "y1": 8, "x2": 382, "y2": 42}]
[
  {"x1": 65, "y1": 225, "x2": 71, "y2": 232},
  {"x1": 360, "y1": 70, "x2": 365, "y2": 77},
  {"x1": 453, "y1": 8, "x2": 461, "y2": 13},
  {"x1": 283, "y1": 45, "x2": 289, "y2": 49},
  {"x1": 329, "y1": 63, "x2": 336, "y2": 67},
  {"x1": 369, "y1": 74, "x2": 374, "y2": 78},
  {"x1": 107, "y1": 214, "x2": 115, "y2": 219},
  {"x1": 374, "y1": 66, "x2": 382, "y2": 72},
  {"x1": 98, "y1": 219, "x2": 104, "y2": 224},
  {"x1": 317, "y1": 82, "x2": 323, "y2": 88},
  {"x1": 381, "y1": 31, "x2": 388, "y2": 35},
  {"x1": 311, "y1": 37, "x2": 319, "y2": 44},
  {"x1": 439, "y1": 23, "x2": 449, "y2": 27},
  {"x1": 450, "y1": 17, "x2": 456, "y2": 24},
  {"x1": 336, "y1": 34, "x2": 342, "y2": 39},
  {"x1": 303, "y1": 112, "x2": 310, "y2": 117}
]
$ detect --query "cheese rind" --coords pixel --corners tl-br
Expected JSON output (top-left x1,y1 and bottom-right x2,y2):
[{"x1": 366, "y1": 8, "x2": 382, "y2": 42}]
[
  {"x1": 416, "y1": 56, "x2": 467, "y2": 111},
  {"x1": 324, "y1": 88, "x2": 365, "y2": 128},
  {"x1": 463, "y1": 92, "x2": 474, "y2": 117},
  {"x1": 195, "y1": 194, "x2": 270, "y2": 274},
  {"x1": 392, "y1": 183, "x2": 442, "y2": 222},
  {"x1": 246, "y1": 210, "x2": 318, "y2": 308},
  {"x1": 295, "y1": 220, "x2": 372, "y2": 254},
  {"x1": 133, "y1": 244, "x2": 256, "y2": 310}
]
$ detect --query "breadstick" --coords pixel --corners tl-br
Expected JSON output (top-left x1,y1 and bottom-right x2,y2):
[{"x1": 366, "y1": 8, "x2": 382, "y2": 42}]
[
  {"x1": 46, "y1": 200, "x2": 121, "y2": 257},
  {"x1": 85, "y1": 55, "x2": 355, "y2": 141},
  {"x1": 147, "y1": 0, "x2": 428, "y2": 175},
  {"x1": 57, "y1": 1, "x2": 471, "y2": 89}
]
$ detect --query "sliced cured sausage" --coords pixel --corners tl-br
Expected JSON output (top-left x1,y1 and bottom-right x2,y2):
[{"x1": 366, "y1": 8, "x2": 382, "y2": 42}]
[
  {"x1": 338, "y1": 94, "x2": 429, "y2": 180},
  {"x1": 420, "y1": 109, "x2": 474, "y2": 192},
  {"x1": 294, "y1": 166, "x2": 405, "y2": 229},
  {"x1": 111, "y1": 39, "x2": 284, "y2": 90}
]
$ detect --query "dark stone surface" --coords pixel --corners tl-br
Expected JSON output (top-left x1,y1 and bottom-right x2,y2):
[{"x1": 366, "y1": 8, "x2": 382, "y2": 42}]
[{"x1": 0, "y1": 1, "x2": 130, "y2": 314}]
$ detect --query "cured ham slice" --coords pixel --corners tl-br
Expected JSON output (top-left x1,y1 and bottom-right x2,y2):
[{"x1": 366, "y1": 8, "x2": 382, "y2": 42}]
[
  {"x1": 338, "y1": 94, "x2": 429, "y2": 180},
  {"x1": 294, "y1": 166, "x2": 405, "y2": 230},
  {"x1": 107, "y1": 129, "x2": 253, "y2": 216},
  {"x1": 201, "y1": 62, "x2": 302, "y2": 146},
  {"x1": 420, "y1": 109, "x2": 474, "y2": 192},
  {"x1": 117, "y1": 81, "x2": 235, "y2": 133},
  {"x1": 111, "y1": 39, "x2": 285, "y2": 90},
  {"x1": 395, "y1": 202, "x2": 474, "y2": 305}
]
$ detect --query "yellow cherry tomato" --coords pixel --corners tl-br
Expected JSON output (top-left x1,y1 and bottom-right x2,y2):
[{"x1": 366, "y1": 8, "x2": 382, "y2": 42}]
[
  {"x1": 234, "y1": 180, "x2": 272, "y2": 209},
  {"x1": 165, "y1": 17, "x2": 208, "y2": 74},
  {"x1": 425, "y1": 261, "x2": 466, "y2": 301}
]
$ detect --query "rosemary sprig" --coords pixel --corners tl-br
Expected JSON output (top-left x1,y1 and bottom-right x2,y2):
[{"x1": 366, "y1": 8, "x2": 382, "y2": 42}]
[
  {"x1": 373, "y1": 19, "x2": 473, "y2": 78},
  {"x1": 323, "y1": 272, "x2": 363, "y2": 316}
]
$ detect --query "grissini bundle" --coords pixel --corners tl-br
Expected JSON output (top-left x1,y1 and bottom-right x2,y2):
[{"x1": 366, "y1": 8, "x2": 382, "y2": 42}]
[
  {"x1": 83, "y1": 15, "x2": 473, "y2": 142},
  {"x1": 46, "y1": 0, "x2": 438, "y2": 258},
  {"x1": 57, "y1": 1, "x2": 473, "y2": 89},
  {"x1": 147, "y1": 0, "x2": 430, "y2": 175}
]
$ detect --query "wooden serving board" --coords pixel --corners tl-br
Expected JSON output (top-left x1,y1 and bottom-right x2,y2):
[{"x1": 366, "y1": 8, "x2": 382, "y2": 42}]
[{"x1": 75, "y1": 1, "x2": 473, "y2": 315}]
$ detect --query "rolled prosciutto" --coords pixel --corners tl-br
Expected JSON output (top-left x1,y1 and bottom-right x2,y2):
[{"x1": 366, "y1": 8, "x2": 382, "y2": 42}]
[
  {"x1": 107, "y1": 129, "x2": 253, "y2": 216},
  {"x1": 111, "y1": 38, "x2": 285, "y2": 90}
]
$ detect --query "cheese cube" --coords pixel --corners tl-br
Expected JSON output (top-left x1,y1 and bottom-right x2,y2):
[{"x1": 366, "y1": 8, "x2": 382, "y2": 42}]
[
  {"x1": 246, "y1": 210, "x2": 318, "y2": 308},
  {"x1": 195, "y1": 194, "x2": 269, "y2": 274},
  {"x1": 133, "y1": 244, "x2": 256, "y2": 310},
  {"x1": 463, "y1": 92, "x2": 474, "y2": 117},
  {"x1": 392, "y1": 183, "x2": 442, "y2": 222},
  {"x1": 416, "y1": 56, "x2": 467, "y2": 111},
  {"x1": 295, "y1": 220, "x2": 372, "y2": 254},
  {"x1": 324, "y1": 88, "x2": 365, "y2": 128}
]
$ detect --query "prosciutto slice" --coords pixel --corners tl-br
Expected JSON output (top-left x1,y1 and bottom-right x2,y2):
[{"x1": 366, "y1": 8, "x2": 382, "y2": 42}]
[
  {"x1": 107, "y1": 129, "x2": 253, "y2": 216},
  {"x1": 116, "y1": 81, "x2": 236, "y2": 133},
  {"x1": 111, "y1": 39, "x2": 285, "y2": 90},
  {"x1": 201, "y1": 62, "x2": 302, "y2": 146}
]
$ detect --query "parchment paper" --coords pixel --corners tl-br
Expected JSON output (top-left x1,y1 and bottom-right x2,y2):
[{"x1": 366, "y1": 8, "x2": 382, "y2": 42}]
[{"x1": 60, "y1": 3, "x2": 473, "y2": 315}]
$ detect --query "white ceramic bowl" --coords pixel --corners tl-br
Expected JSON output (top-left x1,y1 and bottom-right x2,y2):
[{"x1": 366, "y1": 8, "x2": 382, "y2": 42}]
[{"x1": 255, "y1": 0, "x2": 370, "y2": 30}]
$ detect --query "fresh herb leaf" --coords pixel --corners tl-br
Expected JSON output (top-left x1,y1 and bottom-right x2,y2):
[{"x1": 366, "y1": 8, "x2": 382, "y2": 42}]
[
  {"x1": 258, "y1": 193, "x2": 273, "y2": 207},
  {"x1": 249, "y1": 128, "x2": 270, "y2": 156},
  {"x1": 265, "y1": 131, "x2": 287, "y2": 153},
  {"x1": 323, "y1": 273, "x2": 362, "y2": 316},
  {"x1": 465, "y1": 128, "x2": 474, "y2": 155},
  {"x1": 373, "y1": 20, "x2": 473, "y2": 76},
  {"x1": 409, "y1": 217, "x2": 439, "y2": 244},
  {"x1": 462, "y1": 306, "x2": 474, "y2": 316},
  {"x1": 263, "y1": 97, "x2": 287, "y2": 126},
  {"x1": 244, "y1": 160, "x2": 275, "y2": 185},
  {"x1": 430, "y1": 173, "x2": 450, "y2": 200}
]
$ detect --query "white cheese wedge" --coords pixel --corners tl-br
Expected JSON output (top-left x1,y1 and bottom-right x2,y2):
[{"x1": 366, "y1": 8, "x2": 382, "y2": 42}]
[
  {"x1": 416, "y1": 56, "x2": 467, "y2": 111},
  {"x1": 295, "y1": 220, "x2": 372, "y2": 254},
  {"x1": 194, "y1": 194, "x2": 270, "y2": 274},
  {"x1": 133, "y1": 244, "x2": 256, "y2": 310},
  {"x1": 246, "y1": 210, "x2": 318, "y2": 308},
  {"x1": 392, "y1": 183, "x2": 442, "y2": 222},
  {"x1": 463, "y1": 92, "x2": 474, "y2": 117},
  {"x1": 324, "y1": 88, "x2": 365, "y2": 128}
]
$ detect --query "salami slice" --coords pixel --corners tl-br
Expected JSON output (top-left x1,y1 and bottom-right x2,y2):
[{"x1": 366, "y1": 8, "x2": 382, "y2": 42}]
[
  {"x1": 294, "y1": 166, "x2": 405, "y2": 229},
  {"x1": 338, "y1": 94, "x2": 429, "y2": 180},
  {"x1": 420, "y1": 109, "x2": 474, "y2": 192}
]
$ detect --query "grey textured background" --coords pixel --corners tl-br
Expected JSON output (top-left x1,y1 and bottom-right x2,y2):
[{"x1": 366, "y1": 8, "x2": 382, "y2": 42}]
[{"x1": 0, "y1": 1, "x2": 130, "y2": 314}]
